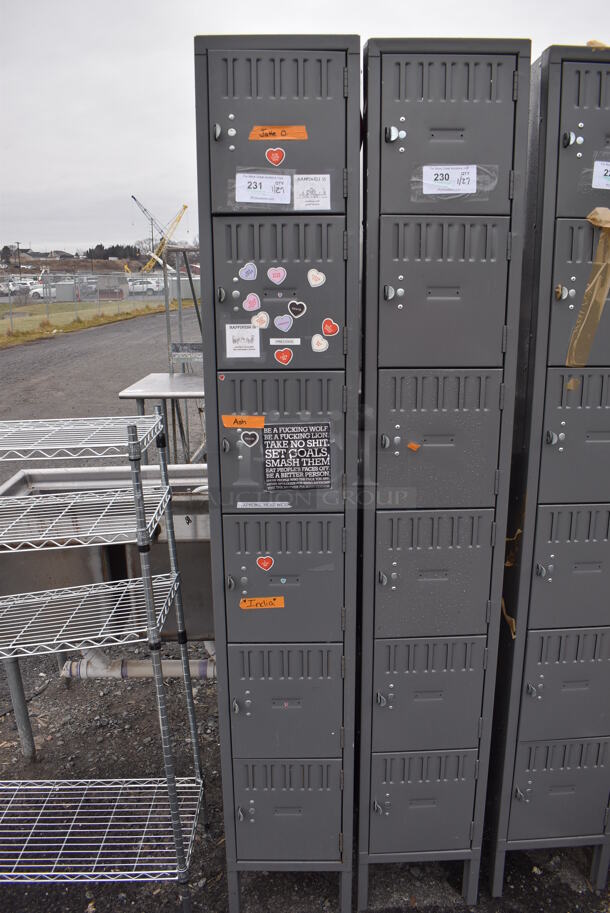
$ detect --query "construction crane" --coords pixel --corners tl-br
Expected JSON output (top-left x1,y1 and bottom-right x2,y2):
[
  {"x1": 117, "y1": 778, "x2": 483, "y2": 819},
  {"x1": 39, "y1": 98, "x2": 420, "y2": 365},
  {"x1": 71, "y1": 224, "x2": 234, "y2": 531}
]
[{"x1": 131, "y1": 195, "x2": 188, "y2": 273}]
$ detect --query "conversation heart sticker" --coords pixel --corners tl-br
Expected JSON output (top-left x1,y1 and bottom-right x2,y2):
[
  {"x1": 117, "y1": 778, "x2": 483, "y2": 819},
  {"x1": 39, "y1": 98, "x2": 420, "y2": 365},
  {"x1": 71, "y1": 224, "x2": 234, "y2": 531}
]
[
  {"x1": 241, "y1": 431, "x2": 259, "y2": 447},
  {"x1": 274, "y1": 348, "x2": 293, "y2": 365},
  {"x1": 311, "y1": 334, "x2": 329, "y2": 353},
  {"x1": 274, "y1": 314, "x2": 293, "y2": 333},
  {"x1": 322, "y1": 317, "x2": 339, "y2": 337},
  {"x1": 238, "y1": 262, "x2": 257, "y2": 281},
  {"x1": 251, "y1": 311, "x2": 269, "y2": 329},
  {"x1": 288, "y1": 300, "x2": 307, "y2": 318},
  {"x1": 265, "y1": 147, "x2": 285, "y2": 167},
  {"x1": 307, "y1": 268, "x2": 326, "y2": 288},
  {"x1": 242, "y1": 293, "x2": 261, "y2": 312},
  {"x1": 267, "y1": 266, "x2": 287, "y2": 285},
  {"x1": 256, "y1": 555, "x2": 274, "y2": 571}
]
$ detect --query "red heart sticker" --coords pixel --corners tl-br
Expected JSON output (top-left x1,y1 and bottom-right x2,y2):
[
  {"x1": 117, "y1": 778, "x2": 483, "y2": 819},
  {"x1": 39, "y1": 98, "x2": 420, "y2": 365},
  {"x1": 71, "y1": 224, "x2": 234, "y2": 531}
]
[
  {"x1": 256, "y1": 556, "x2": 274, "y2": 571},
  {"x1": 265, "y1": 147, "x2": 285, "y2": 167},
  {"x1": 322, "y1": 318, "x2": 339, "y2": 337},
  {"x1": 274, "y1": 347, "x2": 293, "y2": 365}
]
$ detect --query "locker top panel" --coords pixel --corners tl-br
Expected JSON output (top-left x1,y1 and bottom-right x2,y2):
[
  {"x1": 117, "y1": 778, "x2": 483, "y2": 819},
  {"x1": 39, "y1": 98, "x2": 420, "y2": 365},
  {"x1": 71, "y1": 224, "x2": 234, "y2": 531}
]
[
  {"x1": 366, "y1": 38, "x2": 530, "y2": 57},
  {"x1": 196, "y1": 35, "x2": 360, "y2": 54}
]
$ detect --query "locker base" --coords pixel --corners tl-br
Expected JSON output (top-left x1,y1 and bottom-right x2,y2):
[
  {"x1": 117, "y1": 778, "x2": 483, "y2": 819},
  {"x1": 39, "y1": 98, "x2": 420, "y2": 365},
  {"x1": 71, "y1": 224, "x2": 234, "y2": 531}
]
[
  {"x1": 491, "y1": 838, "x2": 610, "y2": 897},
  {"x1": 357, "y1": 853, "x2": 480, "y2": 910},
  {"x1": 226, "y1": 868, "x2": 352, "y2": 913},
  {"x1": 590, "y1": 842, "x2": 610, "y2": 892}
]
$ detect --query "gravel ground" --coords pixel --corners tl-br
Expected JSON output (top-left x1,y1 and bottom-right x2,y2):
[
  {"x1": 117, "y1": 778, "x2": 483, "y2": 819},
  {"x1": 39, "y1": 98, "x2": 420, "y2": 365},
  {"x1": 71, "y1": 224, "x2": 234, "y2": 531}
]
[{"x1": 0, "y1": 319, "x2": 609, "y2": 913}]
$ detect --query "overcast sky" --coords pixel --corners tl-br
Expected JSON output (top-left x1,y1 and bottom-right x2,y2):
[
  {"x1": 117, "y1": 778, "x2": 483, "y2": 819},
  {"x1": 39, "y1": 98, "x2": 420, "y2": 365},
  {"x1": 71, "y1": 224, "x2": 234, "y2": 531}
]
[{"x1": 0, "y1": 0, "x2": 605, "y2": 251}]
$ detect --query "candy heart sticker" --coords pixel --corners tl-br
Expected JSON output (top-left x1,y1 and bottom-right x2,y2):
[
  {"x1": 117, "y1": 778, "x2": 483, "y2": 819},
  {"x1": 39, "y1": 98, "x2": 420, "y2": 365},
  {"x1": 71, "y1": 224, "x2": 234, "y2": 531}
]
[
  {"x1": 274, "y1": 314, "x2": 293, "y2": 333},
  {"x1": 251, "y1": 311, "x2": 269, "y2": 329},
  {"x1": 307, "y1": 268, "x2": 326, "y2": 288},
  {"x1": 238, "y1": 262, "x2": 257, "y2": 281},
  {"x1": 265, "y1": 147, "x2": 285, "y2": 167},
  {"x1": 241, "y1": 431, "x2": 259, "y2": 447},
  {"x1": 256, "y1": 556, "x2": 274, "y2": 571},
  {"x1": 242, "y1": 293, "x2": 261, "y2": 312},
  {"x1": 311, "y1": 334, "x2": 329, "y2": 353},
  {"x1": 267, "y1": 266, "x2": 287, "y2": 285},
  {"x1": 322, "y1": 317, "x2": 339, "y2": 337},
  {"x1": 274, "y1": 348, "x2": 293, "y2": 365},
  {"x1": 288, "y1": 300, "x2": 307, "y2": 318}
]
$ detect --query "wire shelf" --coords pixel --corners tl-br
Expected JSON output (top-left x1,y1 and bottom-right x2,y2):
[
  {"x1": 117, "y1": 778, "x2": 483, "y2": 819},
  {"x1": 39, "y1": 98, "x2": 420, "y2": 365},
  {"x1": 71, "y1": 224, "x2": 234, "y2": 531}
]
[
  {"x1": 0, "y1": 486, "x2": 170, "y2": 552},
  {"x1": 0, "y1": 416, "x2": 163, "y2": 462},
  {"x1": 0, "y1": 574, "x2": 178, "y2": 659},
  {"x1": 0, "y1": 778, "x2": 202, "y2": 883}
]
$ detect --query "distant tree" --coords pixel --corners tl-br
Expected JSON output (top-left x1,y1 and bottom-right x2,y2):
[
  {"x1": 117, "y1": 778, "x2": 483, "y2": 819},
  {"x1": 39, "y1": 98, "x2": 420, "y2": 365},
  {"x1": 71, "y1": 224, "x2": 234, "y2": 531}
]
[
  {"x1": 0, "y1": 246, "x2": 11, "y2": 264},
  {"x1": 84, "y1": 243, "x2": 143, "y2": 261}
]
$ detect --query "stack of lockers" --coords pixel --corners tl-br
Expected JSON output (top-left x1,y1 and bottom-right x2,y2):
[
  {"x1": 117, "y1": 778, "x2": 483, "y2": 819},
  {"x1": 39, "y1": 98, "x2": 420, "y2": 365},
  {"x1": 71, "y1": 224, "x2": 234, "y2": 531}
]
[
  {"x1": 490, "y1": 45, "x2": 610, "y2": 895},
  {"x1": 358, "y1": 39, "x2": 530, "y2": 908},
  {"x1": 195, "y1": 36, "x2": 360, "y2": 913}
]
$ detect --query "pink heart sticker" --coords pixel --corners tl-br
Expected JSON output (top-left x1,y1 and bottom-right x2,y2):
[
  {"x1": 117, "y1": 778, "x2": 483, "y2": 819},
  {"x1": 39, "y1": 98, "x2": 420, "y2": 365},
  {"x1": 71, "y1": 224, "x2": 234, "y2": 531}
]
[
  {"x1": 267, "y1": 266, "x2": 287, "y2": 285},
  {"x1": 242, "y1": 293, "x2": 261, "y2": 312}
]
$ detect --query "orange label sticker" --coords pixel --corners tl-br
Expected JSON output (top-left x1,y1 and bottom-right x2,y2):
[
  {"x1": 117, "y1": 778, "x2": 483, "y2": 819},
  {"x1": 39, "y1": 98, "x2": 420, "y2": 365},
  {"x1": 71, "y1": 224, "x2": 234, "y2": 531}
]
[
  {"x1": 221, "y1": 415, "x2": 265, "y2": 429},
  {"x1": 240, "y1": 596, "x2": 285, "y2": 611},
  {"x1": 407, "y1": 441, "x2": 421, "y2": 452},
  {"x1": 249, "y1": 125, "x2": 308, "y2": 141}
]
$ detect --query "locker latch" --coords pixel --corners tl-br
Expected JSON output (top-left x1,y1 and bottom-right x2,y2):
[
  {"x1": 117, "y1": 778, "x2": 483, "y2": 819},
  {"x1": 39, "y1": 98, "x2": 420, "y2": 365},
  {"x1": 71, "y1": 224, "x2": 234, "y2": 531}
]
[
  {"x1": 384, "y1": 285, "x2": 395, "y2": 300},
  {"x1": 232, "y1": 698, "x2": 240, "y2": 714},
  {"x1": 525, "y1": 682, "x2": 538, "y2": 697},
  {"x1": 380, "y1": 434, "x2": 391, "y2": 449},
  {"x1": 545, "y1": 430, "x2": 565, "y2": 447},
  {"x1": 376, "y1": 690, "x2": 387, "y2": 707},
  {"x1": 221, "y1": 438, "x2": 231, "y2": 453},
  {"x1": 237, "y1": 806, "x2": 245, "y2": 821},
  {"x1": 562, "y1": 130, "x2": 584, "y2": 148},
  {"x1": 513, "y1": 785, "x2": 530, "y2": 803},
  {"x1": 378, "y1": 571, "x2": 388, "y2": 586},
  {"x1": 384, "y1": 126, "x2": 407, "y2": 143},
  {"x1": 217, "y1": 287, "x2": 226, "y2": 302},
  {"x1": 373, "y1": 799, "x2": 383, "y2": 815},
  {"x1": 226, "y1": 575, "x2": 236, "y2": 590},
  {"x1": 535, "y1": 562, "x2": 554, "y2": 578},
  {"x1": 213, "y1": 123, "x2": 222, "y2": 141}
]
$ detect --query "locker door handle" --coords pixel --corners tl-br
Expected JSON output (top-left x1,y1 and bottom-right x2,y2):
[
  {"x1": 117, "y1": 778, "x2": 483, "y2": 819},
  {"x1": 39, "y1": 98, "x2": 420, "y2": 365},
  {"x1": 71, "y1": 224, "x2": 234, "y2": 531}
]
[
  {"x1": 373, "y1": 799, "x2": 383, "y2": 815},
  {"x1": 378, "y1": 571, "x2": 388, "y2": 586},
  {"x1": 562, "y1": 130, "x2": 576, "y2": 147},
  {"x1": 525, "y1": 682, "x2": 538, "y2": 697},
  {"x1": 217, "y1": 286, "x2": 226, "y2": 302},
  {"x1": 226, "y1": 575, "x2": 235, "y2": 590},
  {"x1": 380, "y1": 434, "x2": 391, "y2": 449},
  {"x1": 237, "y1": 806, "x2": 245, "y2": 821},
  {"x1": 232, "y1": 698, "x2": 240, "y2": 714},
  {"x1": 555, "y1": 284, "x2": 569, "y2": 300},
  {"x1": 545, "y1": 430, "x2": 558, "y2": 446},
  {"x1": 376, "y1": 690, "x2": 387, "y2": 707},
  {"x1": 514, "y1": 785, "x2": 526, "y2": 802},
  {"x1": 221, "y1": 438, "x2": 231, "y2": 453},
  {"x1": 213, "y1": 123, "x2": 222, "y2": 141},
  {"x1": 383, "y1": 285, "x2": 395, "y2": 300},
  {"x1": 385, "y1": 126, "x2": 399, "y2": 143},
  {"x1": 535, "y1": 562, "x2": 555, "y2": 578}
]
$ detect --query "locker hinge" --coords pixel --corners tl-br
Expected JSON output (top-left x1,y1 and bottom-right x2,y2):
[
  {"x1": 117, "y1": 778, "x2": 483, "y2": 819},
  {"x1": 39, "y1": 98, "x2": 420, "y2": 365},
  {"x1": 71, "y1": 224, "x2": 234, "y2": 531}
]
[
  {"x1": 501, "y1": 325, "x2": 508, "y2": 353},
  {"x1": 486, "y1": 599, "x2": 492, "y2": 623},
  {"x1": 342, "y1": 385, "x2": 348, "y2": 412},
  {"x1": 343, "y1": 230, "x2": 349, "y2": 260},
  {"x1": 478, "y1": 717, "x2": 484, "y2": 738},
  {"x1": 343, "y1": 167, "x2": 349, "y2": 198},
  {"x1": 341, "y1": 656, "x2": 346, "y2": 679},
  {"x1": 506, "y1": 232, "x2": 513, "y2": 260},
  {"x1": 340, "y1": 725, "x2": 345, "y2": 748},
  {"x1": 469, "y1": 821, "x2": 475, "y2": 842},
  {"x1": 342, "y1": 527, "x2": 347, "y2": 552},
  {"x1": 342, "y1": 474, "x2": 347, "y2": 499},
  {"x1": 499, "y1": 383, "x2": 506, "y2": 410},
  {"x1": 475, "y1": 759, "x2": 480, "y2": 780},
  {"x1": 343, "y1": 67, "x2": 349, "y2": 97},
  {"x1": 483, "y1": 647, "x2": 489, "y2": 670},
  {"x1": 508, "y1": 170, "x2": 515, "y2": 200},
  {"x1": 491, "y1": 523, "x2": 497, "y2": 547},
  {"x1": 339, "y1": 832, "x2": 344, "y2": 858},
  {"x1": 341, "y1": 606, "x2": 346, "y2": 631},
  {"x1": 343, "y1": 327, "x2": 348, "y2": 355},
  {"x1": 494, "y1": 469, "x2": 501, "y2": 494},
  {"x1": 340, "y1": 769, "x2": 344, "y2": 790},
  {"x1": 512, "y1": 70, "x2": 519, "y2": 101}
]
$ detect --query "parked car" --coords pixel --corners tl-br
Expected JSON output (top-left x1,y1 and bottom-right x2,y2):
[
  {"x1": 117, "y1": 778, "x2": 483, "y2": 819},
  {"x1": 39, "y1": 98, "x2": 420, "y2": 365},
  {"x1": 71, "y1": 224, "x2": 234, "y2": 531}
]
[
  {"x1": 128, "y1": 278, "x2": 159, "y2": 296},
  {"x1": 29, "y1": 285, "x2": 57, "y2": 299}
]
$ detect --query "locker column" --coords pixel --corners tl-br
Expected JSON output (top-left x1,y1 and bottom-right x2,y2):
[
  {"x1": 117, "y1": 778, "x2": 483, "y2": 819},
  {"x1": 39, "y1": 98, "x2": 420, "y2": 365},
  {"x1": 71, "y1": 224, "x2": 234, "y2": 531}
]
[
  {"x1": 490, "y1": 45, "x2": 610, "y2": 896},
  {"x1": 194, "y1": 35, "x2": 360, "y2": 913},
  {"x1": 359, "y1": 38, "x2": 530, "y2": 908}
]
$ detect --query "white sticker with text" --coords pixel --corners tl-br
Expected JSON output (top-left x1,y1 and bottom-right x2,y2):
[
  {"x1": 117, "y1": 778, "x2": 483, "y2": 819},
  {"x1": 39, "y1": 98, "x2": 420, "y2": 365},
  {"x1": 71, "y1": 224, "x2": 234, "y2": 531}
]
[
  {"x1": 226, "y1": 324, "x2": 260, "y2": 358},
  {"x1": 270, "y1": 338, "x2": 301, "y2": 345},
  {"x1": 592, "y1": 161, "x2": 610, "y2": 191},
  {"x1": 422, "y1": 164, "x2": 477, "y2": 195},
  {"x1": 235, "y1": 172, "x2": 291, "y2": 205},
  {"x1": 293, "y1": 174, "x2": 331, "y2": 210}
]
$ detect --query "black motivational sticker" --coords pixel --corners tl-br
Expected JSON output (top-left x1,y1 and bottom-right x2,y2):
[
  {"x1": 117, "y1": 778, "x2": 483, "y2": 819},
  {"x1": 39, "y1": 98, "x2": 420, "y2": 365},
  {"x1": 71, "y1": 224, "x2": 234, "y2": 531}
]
[{"x1": 263, "y1": 423, "x2": 331, "y2": 491}]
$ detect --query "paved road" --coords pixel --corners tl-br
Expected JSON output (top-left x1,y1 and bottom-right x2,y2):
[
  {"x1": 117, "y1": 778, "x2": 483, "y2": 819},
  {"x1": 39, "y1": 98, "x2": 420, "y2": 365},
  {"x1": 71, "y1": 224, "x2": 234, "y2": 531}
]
[{"x1": 0, "y1": 310, "x2": 201, "y2": 484}]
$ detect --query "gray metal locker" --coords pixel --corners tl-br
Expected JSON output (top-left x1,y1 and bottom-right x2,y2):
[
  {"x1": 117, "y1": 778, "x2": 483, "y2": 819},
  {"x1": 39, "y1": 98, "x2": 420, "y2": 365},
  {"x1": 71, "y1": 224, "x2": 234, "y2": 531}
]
[
  {"x1": 214, "y1": 216, "x2": 347, "y2": 370},
  {"x1": 374, "y1": 509, "x2": 494, "y2": 638},
  {"x1": 360, "y1": 38, "x2": 529, "y2": 910},
  {"x1": 222, "y1": 513, "x2": 345, "y2": 642},
  {"x1": 196, "y1": 35, "x2": 360, "y2": 913},
  {"x1": 489, "y1": 47, "x2": 610, "y2": 899},
  {"x1": 377, "y1": 216, "x2": 510, "y2": 367}
]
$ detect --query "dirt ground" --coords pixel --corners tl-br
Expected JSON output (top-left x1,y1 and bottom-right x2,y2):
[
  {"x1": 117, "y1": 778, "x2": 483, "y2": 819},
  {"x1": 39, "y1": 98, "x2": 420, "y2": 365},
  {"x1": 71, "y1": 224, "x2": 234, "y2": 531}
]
[{"x1": 0, "y1": 319, "x2": 609, "y2": 913}]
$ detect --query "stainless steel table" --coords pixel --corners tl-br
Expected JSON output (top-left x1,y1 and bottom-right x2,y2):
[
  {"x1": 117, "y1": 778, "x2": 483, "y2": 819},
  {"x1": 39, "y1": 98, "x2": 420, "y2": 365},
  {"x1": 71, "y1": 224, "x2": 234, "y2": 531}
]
[{"x1": 119, "y1": 373, "x2": 205, "y2": 462}]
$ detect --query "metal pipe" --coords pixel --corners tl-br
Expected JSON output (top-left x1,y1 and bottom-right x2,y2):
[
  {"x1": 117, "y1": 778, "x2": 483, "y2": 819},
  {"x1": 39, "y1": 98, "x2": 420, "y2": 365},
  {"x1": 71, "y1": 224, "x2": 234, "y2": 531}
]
[
  {"x1": 2, "y1": 659, "x2": 36, "y2": 760},
  {"x1": 183, "y1": 252, "x2": 202, "y2": 333},
  {"x1": 61, "y1": 654, "x2": 216, "y2": 680}
]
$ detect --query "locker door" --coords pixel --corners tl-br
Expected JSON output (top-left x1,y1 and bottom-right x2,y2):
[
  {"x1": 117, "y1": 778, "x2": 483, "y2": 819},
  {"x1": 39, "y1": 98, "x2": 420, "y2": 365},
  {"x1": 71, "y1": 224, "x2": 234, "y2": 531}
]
[
  {"x1": 529, "y1": 504, "x2": 610, "y2": 630},
  {"x1": 223, "y1": 513, "x2": 344, "y2": 642},
  {"x1": 217, "y1": 371, "x2": 345, "y2": 512},
  {"x1": 213, "y1": 216, "x2": 346, "y2": 370},
  {"x1": 376, "y1": 370, "x2": 503, "y2": 509},
  {"x1": 518, "y1": 628, "x2": 610, "y2": 741},
  {"x1": 228, "y1": 644, "x2": 343, "y2": 758},
  {"x1": 539, "y1": 369, "x2": 610, "y2": 503},
  {"x1": 374, "y1": 509, "x2": 494, "y2": 638},
  {"x1": 369, "y1": 750, "x2": 478, "y2": 854},
  {"x1": 508, "y1": 738, "x2": 610, "y2": 841},
  {"x1": 207, "y1": 50, "x2": 347, "y2": 213},
  {"x1": 556, "y1": 62, "x2": 610, "y2": 218},
  {"x1": 372, "y1": 637, "x2": 486, "y2": 751},
  {"x1": 548, "y1": 220, "x2": 610, "y2": 366},
  {"x1": 379, "y1": 54, "x2": 516, "y2": 215},
  {"x1": 377, "y1": 217, "x2": 509, "y2": 367},
  {"x1": 233, "y1": 758, "x2": 342, "y2": 861}
]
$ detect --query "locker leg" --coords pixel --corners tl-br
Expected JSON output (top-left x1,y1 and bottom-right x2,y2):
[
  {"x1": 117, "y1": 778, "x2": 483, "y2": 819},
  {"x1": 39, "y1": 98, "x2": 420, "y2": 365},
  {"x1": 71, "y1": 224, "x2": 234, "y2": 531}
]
[
  {"x1": 490, "y1": 847, "x2": 506, "y2": 898},
  {"x1": 227, "y1": 869, "x2": 240, "y2": 913},
  {"x1": 462, "y1": 855, "x2": 480, "y2": 906},
  {"x1": 590, "y1": 842, "x2": 610, "y2": 891},
  {"x1": 339, "y1": 869, "x2": 352, "y2": 913},
  {"x1": 357, "y1": 860, "x2": 369, "y2": 911}
]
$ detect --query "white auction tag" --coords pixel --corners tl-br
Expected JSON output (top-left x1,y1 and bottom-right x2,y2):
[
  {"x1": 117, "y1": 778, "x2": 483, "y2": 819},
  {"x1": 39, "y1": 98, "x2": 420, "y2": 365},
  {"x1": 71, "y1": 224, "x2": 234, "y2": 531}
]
[
  {"x1": 293, "y1": 174, "x2": 331, "y2": 210},
  {"x1": 237, "y1": 501, "x2": 291, "y2": 509},
  {"x1": 226, "y1": 324, "x2": 260, "y2": 358},
  {"x1": 422, "y1": 164, "x2": 477, "y2": 195},
  {"x1": 235, "y1": 172, "x2": 291, "y2": 205},
  {"x1": 592, "y1": 161, "x2": 610, "y2": 191}
]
